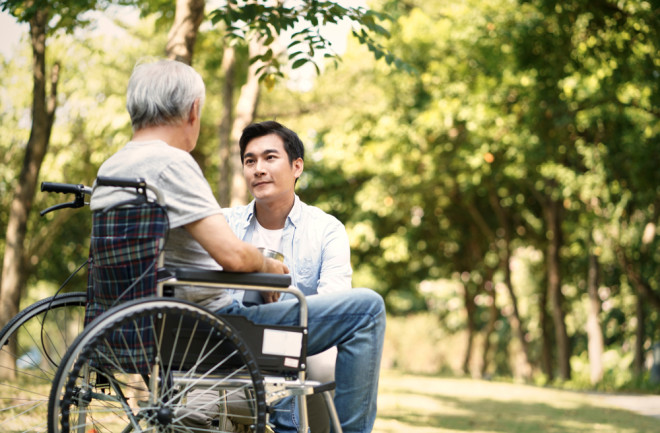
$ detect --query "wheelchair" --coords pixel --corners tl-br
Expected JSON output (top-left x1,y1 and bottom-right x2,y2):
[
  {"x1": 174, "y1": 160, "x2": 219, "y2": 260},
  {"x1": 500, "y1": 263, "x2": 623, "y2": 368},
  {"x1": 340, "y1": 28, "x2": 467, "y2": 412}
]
[{"x1": 43, "y1": 177, "x2": 341, "y2": 433}]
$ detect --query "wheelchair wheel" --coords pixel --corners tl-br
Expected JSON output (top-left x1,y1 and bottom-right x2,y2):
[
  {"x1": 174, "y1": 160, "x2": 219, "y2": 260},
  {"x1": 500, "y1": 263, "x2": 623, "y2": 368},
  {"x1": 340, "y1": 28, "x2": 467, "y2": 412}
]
[
  {"x1": 0, "y1": 291, "x2": 86, "y2": 432},
  {"x1": 49, "y1": 298, "x2": 266, "y2": 433}
]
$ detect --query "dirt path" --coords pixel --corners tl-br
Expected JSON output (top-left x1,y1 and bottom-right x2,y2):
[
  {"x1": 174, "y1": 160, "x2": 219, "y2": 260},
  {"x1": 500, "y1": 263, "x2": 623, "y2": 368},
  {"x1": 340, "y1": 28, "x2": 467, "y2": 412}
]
[
  {"x1": 374, "y1": 370, "x2": 660, "y2": 433},
  {"x1": 589, "y1": 392, "x2": 660, "y2": 419}
]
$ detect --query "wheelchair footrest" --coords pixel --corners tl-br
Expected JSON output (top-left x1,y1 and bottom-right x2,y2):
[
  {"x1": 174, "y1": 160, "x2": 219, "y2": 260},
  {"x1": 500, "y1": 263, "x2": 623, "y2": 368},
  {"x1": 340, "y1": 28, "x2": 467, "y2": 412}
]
[{"x1": 264, "y1": 378, "x2": 335, "y2": 398}]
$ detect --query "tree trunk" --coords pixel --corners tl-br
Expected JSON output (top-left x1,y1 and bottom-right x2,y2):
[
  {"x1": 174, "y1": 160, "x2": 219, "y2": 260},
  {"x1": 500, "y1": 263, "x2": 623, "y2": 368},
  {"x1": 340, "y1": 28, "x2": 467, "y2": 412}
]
[
  {"x1": 616, "y1": 245, "x2": 660, "y2": 312},
  {"x1": 634, "y1": 294, "x2": 646, "y2": 375},
  {"x1": 461, "y1": 282, "x2": 476, "y2": 376},
  {"x1": 228, "y1": 38, "x2": 269, "y2": 206},
  {"x1": 0, "y1": 8, "x2": 59, "y2": 380},
  {"x1": 586, "y1": 252, "x2": 604, "y2": 385},
  {"x1": 164, "y1": 0, "x2": 207, "y2": 169},
  {"x1": 545, "y1": 197, "x2": 571, "y2": 380},
  {"x1": 217, "y1": 46, "x2": 236, "y2": 207},
  {"x1": 166, "y1": 0, "x2": 206, "y2": 65},
  {"x1": 488, "y1": 189, "x2": 533, "y2": 380},
  {"x1": 539, "y1": 279, "x2": 553, "y2": 381},
  {"x1": 502, "y1": 254, "x2": 533, "y2": 380},
  {"x1": 480, "y1": 279, "x2": 497, "y2": 379}
]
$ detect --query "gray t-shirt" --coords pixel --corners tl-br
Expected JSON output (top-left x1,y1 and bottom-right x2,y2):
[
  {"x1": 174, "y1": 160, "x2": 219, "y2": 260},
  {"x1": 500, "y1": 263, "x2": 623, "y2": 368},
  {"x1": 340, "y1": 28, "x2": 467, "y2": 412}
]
[{"x1": 90, "y1": 140, "x2": 232, "y2": 310}]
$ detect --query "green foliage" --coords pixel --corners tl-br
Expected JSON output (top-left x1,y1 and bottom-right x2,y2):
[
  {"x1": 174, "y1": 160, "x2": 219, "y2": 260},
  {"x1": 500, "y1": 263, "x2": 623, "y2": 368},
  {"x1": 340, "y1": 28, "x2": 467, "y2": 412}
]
[
  {"x1": 261, "y1": 0, "x2": 659, "y2": 386},
  {"x1": 566, "y1": 349, "x2": 634, "y2": 391},
  {"x1": 0, "y1": 0, "x2": 140, "y2": 33},
  {"x1": 207, "y1": 0, "x2": 407, "y2": 81},
  {"x1": 132, "y1": 0, "x2": 174, "y2": 30}
]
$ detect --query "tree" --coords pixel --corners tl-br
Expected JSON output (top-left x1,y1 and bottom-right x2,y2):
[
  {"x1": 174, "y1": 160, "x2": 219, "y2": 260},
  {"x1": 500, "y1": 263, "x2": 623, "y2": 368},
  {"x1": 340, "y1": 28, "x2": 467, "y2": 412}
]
[
  {"x1": 510, "y1": 0, "x2": 660, "y2": 380},
  {"x1": 156, "y1": 0, "x2": 405, "y2": 205},
  {"x1": 258, "y1": 0, "x2": 659, "y2": 384},
  {"x1": 1, "y1": 0, "x2": 64, "y2": 377},
  {"x1": 0, "y1": 0, "x2": 158, "y2": 379},
  {"x1": 166, "y1": 0, "x2": 205, "y2": 64},
  {"x1": 206, "y1": 0, "x2": 403, "y2": 206}
]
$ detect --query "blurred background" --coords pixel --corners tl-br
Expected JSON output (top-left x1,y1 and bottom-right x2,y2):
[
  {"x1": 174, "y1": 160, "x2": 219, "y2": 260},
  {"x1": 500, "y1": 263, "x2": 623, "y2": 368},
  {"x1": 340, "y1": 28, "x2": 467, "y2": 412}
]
[{"x1": 1, "y1": 0, "x2": 659, "y2": 394}]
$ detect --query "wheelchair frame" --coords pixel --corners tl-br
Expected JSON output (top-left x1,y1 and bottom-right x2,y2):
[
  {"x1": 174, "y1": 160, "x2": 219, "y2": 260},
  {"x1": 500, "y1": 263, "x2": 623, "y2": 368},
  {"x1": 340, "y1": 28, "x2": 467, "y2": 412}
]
[{"x1": 38, "y1": 177, "x2": 341, "y2": 433}]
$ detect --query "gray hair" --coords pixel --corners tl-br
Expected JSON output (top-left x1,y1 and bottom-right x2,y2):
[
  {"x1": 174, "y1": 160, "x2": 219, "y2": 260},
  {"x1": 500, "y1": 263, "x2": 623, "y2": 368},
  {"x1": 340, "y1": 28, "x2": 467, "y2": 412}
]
[{"x1": 126, "y1": 59, "x2": 206, "y2": 132}]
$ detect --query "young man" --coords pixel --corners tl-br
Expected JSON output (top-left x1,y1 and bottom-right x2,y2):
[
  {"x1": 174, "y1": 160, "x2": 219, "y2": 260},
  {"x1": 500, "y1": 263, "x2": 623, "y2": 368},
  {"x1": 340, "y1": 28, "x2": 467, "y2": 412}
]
[
  {"x1": 223, "y1": 121, "x2": 352, "y2": 432},
  {"x1": 224, "y1": 121, "x2": 352, "y2": 301},
  {"x1": 91, "y1": 59, "x2": 385, "y2": 433}
]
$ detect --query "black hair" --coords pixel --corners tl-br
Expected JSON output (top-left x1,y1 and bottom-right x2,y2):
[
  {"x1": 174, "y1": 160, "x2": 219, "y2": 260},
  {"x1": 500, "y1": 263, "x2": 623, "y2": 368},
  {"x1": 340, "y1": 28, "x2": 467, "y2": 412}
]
[{"x1": 239, "y1": 120, "x2": 304, "y2": 165}]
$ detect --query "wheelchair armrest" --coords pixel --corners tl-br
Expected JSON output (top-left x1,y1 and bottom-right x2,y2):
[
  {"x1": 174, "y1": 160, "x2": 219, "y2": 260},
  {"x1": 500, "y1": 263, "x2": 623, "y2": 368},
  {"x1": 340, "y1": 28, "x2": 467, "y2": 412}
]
[
  {"x1": 173, "y1": 267, "x2": 291, "y2": 288},
  {"x1": 166, "y1": 267, "x2": 308, "y2": 328}
]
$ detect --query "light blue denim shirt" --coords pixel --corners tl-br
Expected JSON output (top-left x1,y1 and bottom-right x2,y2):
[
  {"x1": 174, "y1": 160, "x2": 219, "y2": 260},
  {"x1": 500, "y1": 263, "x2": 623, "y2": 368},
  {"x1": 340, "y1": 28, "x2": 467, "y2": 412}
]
[{"x1": 223, "y1": 195, "x2": 352, "y2": 300}]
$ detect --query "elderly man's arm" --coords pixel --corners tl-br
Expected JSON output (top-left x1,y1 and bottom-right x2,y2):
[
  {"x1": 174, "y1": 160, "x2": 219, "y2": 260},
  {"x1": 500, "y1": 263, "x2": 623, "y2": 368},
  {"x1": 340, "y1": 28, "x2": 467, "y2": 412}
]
[{"x1": 186, "y1": 214, "x2": 288, "y2": 275}]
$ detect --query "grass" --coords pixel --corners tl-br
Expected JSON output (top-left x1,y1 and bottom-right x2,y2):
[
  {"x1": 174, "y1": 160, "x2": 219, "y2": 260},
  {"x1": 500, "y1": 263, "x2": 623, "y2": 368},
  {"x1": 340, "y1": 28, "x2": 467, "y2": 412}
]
[
  {"x1": 3, "y1": 367, "x2": 658, "y2": 432},
  {"x1": 374, "y1": 369, "x2": 660, "y2": 433}
]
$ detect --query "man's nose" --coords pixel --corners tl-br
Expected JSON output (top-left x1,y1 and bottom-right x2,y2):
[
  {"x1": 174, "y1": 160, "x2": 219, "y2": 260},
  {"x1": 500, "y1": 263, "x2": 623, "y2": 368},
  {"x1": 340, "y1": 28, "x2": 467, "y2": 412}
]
[{"x1": 254, "y1": 159, "x2": 266, "y2": 174}]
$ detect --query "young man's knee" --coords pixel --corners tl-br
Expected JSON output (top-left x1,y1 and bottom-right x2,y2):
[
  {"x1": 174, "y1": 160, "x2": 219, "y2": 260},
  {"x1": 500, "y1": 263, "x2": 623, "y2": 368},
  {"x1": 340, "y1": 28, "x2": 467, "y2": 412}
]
[{"x1": 352, "y1": 288, "x2": 386, "y2": 316}]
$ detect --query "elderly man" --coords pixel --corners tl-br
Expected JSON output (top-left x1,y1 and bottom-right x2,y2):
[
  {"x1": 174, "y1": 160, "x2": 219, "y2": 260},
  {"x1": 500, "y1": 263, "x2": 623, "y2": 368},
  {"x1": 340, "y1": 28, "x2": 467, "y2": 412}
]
[{"x1": 90, "y1": 59, "x2": 386, "y2": 433}]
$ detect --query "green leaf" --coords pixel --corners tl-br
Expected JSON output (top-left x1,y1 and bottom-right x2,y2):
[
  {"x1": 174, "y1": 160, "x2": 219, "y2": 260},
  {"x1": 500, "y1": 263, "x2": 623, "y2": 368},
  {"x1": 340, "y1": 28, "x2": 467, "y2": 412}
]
[
  {"x1": 287, "y1": 40, "x2": 303, "y2": 49},
  {"x1": 291, "y1": 58, "x2": 308, "y2": 69}
]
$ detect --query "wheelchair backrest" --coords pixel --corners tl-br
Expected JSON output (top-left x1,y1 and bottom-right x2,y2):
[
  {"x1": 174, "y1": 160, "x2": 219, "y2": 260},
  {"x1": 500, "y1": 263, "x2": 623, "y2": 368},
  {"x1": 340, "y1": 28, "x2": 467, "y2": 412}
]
[{"x1": 85, "y1": 200, "x2": 168, "y2": 372}]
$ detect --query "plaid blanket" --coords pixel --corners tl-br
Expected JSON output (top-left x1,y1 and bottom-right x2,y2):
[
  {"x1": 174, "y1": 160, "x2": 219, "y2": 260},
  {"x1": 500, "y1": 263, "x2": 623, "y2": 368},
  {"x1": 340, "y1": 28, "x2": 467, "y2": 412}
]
[{"x1": 85, "y1": 203, "x2": 168, "y2": 373}]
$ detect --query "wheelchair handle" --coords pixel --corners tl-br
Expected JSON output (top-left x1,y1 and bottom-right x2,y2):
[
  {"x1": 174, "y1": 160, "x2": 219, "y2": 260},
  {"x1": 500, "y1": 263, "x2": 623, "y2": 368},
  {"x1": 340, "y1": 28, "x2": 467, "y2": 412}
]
[
  {"x1": 96, "y1": 176, "x2": 146, "y2": 189},
  {"x1": 39, "y1": 182, "x2": 92, "y2": 216},
  {"x1": 41, "y1": 182, "x2": 92, "y2": 196},
  {"x1": 96, "y1": 176, "x2": 166, "y2": 205}
]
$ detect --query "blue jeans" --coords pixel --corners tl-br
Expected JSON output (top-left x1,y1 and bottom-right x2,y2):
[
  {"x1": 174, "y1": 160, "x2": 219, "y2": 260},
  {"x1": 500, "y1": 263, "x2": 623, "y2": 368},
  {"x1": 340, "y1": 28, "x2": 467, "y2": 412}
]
[{"x1": 218, "y1": 288, "x2": 386, "y2": 433}]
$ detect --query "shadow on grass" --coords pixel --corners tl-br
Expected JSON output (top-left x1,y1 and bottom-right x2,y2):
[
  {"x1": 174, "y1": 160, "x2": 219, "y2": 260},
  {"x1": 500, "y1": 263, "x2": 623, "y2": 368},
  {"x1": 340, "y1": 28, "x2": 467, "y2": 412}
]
[{"x1": 376, "y1": 374, "x2": 659, "y2": 433}]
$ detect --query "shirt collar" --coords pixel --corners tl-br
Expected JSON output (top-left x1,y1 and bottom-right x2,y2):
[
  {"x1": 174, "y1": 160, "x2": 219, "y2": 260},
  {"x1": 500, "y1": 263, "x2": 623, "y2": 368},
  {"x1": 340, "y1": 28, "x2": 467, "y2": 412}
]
[
  {"x1": 287, "y1": 195, "x2": 302, "y2": 228},
  {"x1": 242, "y1": 200, "x2": 257, "y2": 230},
  {"x1": 245, "y1": 194, "x2": 302, "y2": 229}
]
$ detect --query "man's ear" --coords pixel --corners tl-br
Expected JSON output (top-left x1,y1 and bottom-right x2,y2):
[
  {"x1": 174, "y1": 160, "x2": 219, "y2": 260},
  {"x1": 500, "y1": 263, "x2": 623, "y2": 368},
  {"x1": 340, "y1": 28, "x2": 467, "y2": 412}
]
[
  {"x1": 189, "y1": 99, "x2": 200, "y2": 124},
  {"x1": 293, "y1": 157, "x2": 304, "y2": 179}
]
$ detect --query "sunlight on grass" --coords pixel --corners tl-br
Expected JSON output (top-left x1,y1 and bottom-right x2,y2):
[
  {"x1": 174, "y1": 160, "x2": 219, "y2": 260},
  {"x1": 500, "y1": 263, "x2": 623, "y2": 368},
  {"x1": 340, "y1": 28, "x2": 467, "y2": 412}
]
[
  {"x1": 374, "y1": 369, "x2": 660, "y2": 433},
  {"x1": 3, "y1": 367, "x2": 658, "y2": 432},
  {"x1": 0, "y1": 374, "x2": 51, "y2": 432}
]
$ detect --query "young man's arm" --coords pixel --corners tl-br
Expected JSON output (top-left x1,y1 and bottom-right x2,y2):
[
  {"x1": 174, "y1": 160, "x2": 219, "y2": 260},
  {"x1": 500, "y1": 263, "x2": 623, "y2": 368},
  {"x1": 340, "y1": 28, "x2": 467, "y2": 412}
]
[{"x1": 317, "y1": 221, "x2": 353, "y2": 294}]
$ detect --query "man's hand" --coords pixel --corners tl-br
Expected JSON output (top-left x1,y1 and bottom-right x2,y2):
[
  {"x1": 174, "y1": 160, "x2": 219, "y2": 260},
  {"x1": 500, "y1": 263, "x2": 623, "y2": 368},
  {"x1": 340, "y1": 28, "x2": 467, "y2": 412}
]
[
  {"x1": 261, "y1": 291, "x2": 281, "y2": 303},
  {"x1": 261, "y1": 256, "x2": 289, "y2": 275},
  {"x1": 259, "y1": 257, "x2": 287, "y2": 303}
]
